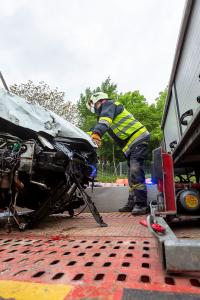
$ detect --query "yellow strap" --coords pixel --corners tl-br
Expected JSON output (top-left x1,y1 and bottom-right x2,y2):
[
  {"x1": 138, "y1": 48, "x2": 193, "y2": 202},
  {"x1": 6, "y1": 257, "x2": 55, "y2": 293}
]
[
  {"x1": 129, "y1": 186, "x2": 134, "y2": 192},
  {"x1": 99, "y1": 116, "x2": 113, "y2": 124},
  {"x1": 122, "y1": 127, "x2": 147, "y2": 152}
]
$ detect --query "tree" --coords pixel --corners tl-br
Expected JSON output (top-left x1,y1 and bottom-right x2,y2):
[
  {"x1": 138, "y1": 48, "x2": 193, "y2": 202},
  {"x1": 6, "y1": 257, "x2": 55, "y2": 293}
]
[
  {"x1": 147, "y1": 88, "x2": 168, "y2": 152},
  {"x1": 10, "y1": 80, "x2": 78, "y2": 125},
  {"x1": 155, "y1": 87, "x2": 168, "y2": 119}
]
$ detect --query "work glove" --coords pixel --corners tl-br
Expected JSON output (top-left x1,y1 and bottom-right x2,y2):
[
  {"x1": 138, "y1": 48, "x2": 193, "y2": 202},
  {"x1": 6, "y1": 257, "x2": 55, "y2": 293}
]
[{"x1": 91, "y1": 133, "x2": 101, "y2": 147}]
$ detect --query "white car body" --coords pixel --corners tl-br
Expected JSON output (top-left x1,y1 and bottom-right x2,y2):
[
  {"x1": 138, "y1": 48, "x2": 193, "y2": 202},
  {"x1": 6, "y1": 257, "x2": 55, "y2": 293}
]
[{"x1": 0, "y1": 89, "x2": 96, "y2": 147}]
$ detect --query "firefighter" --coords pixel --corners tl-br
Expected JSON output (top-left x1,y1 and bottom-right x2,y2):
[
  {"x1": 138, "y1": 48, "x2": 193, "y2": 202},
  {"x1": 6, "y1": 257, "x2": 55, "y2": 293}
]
[{"x1": 86, "y1": 92, "x2": 150, "y2": 215}]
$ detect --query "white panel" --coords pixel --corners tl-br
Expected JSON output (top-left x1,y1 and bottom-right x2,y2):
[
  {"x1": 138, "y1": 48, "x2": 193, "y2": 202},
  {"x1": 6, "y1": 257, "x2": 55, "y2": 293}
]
[
  {"x1": 175, "y1": 0, "x2": 200, "y2": 133},
  {"x1": 164, "y1": 89, "x2": 180, "y2": 153}
]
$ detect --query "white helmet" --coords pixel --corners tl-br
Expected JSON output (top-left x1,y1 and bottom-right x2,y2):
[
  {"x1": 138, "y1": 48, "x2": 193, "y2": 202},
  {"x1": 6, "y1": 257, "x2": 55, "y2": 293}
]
[{"x1": 86, "y1": 92, "x2": 108, "y2": 113}]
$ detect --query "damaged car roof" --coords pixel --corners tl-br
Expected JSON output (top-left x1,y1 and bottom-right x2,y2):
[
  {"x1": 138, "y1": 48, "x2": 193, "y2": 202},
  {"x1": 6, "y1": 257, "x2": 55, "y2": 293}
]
[{"x1": 0, "y1": 89, "x2": 96, "y2": 146}]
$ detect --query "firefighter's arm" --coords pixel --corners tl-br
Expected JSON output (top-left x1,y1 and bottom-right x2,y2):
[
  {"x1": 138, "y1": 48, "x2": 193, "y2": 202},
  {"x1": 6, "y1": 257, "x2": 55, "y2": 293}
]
[{"x1": 92, "y1": 101, "x2": 115, "y2": 137}]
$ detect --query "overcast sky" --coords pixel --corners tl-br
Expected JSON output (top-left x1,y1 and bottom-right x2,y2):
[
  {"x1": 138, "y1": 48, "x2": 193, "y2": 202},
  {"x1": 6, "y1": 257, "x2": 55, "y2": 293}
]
[{"x1": 0, "y1": 0, "x2": 185, "y2": 103}]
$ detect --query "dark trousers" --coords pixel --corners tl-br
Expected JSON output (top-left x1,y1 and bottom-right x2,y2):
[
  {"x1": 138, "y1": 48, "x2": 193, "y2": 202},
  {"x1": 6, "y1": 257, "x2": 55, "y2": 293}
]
[{"x1": 127, "y1": 137, "x2": 149, "y2": 206}]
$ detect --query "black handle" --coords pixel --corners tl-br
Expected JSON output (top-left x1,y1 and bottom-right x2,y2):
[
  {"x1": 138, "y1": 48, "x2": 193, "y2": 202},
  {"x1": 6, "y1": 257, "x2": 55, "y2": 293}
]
[
  {"x1": 180, "y1": 109, "x2": 193, "y2": 126},
  {"x1": 169, "y1": 140, "x2": 177, "y2": 149},
  {"x1": 0, "y1": 72, "x2": 10, "y2": 93}
]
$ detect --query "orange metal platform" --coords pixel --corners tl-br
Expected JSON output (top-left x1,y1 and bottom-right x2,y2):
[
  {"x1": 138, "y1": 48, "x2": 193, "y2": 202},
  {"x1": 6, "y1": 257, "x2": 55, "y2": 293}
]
[{"x1": 0, "y1": 213, "x2": 200, "y2": 299}]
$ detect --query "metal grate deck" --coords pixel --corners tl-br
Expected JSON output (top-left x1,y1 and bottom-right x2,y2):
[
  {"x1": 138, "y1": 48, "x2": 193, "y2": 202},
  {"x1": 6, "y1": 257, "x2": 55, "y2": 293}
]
[
  {"x1": 0, "y1": 236, "x2": 200, "y2": 299},
  {"x1": 0, "y1": 213, "x2": 200, "y2": 299}
]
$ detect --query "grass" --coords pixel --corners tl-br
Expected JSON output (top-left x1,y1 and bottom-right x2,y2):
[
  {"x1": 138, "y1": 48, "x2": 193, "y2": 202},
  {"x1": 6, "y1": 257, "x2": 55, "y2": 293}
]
[
  {"x1": 96, "y1": 174, "x2": 127, "y2": 183},
  {"x1": 96, "y1": 173, "x2": 151, "y2": 183}
]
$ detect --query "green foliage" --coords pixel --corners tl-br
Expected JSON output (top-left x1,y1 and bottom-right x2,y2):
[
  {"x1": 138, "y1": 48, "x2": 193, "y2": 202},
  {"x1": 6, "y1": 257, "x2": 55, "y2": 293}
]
[
  {"x1": 117, "y1": 91, "x2": 149, "y2": 127},
  {"x1": 117, "y1": 88, "x2": 167, "y2": 159},
  {"x1": 96, "y1": 174, "x2": 126, "y2": 183},
  {"x1": 147, "y1": 88, "x2": 168, "y2": 153},
  {"x1": 77, "y1": 78, "x2": 167, "y2": 164}
]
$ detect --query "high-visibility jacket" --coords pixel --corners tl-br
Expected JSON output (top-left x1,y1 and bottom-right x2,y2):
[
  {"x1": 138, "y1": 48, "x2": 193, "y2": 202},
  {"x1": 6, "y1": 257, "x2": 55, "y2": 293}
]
[{"x1": 92, "y1": 100, "x2": 149, "y2": 156}]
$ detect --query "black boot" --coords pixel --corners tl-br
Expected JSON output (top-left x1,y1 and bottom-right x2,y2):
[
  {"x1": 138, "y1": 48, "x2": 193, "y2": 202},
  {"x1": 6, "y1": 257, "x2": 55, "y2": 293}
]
[
  {"x1": 119, "y1": 199, "x2": 135, "y2": 212},
  {"x1": 131, "y1": 204, "x2": 149, "y2": 215}
]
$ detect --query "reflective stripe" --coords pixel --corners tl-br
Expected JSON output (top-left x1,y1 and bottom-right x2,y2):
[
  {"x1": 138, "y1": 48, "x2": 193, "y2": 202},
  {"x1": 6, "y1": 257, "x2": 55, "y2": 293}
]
[
  {"x1": 113, "y1": 127, "x2": 121, "y2": 135},
  {"x1": 99, "y1": 119, "x2": 111, "y2": 126},
  {"x1": 99, "y1": 116, "x2": 112, "y2": 125},
  {"x1": 123, "y1": 119, "x2": 137, "y2": 132},
  {"x1": 122, "y1": 127, "x2": 147, "y2": 153},
  {"x1": 132, "y1": 183, "x2": 147, "y2": 191},
  {"x1": 106, "y1": 101, "x2": 147, "y2": 149},
  {"x1": 118, "y1": 119, "x2": 137, "y2": 137},
  {"x1": 110, "y1": 114, "x2": 132, "y2": 130}
]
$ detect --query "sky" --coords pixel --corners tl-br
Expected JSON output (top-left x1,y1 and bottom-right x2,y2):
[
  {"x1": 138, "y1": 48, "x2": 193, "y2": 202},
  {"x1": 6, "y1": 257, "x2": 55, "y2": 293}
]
[{"x1": 0, "y1": 0, "x2": 185, "y2": 103}]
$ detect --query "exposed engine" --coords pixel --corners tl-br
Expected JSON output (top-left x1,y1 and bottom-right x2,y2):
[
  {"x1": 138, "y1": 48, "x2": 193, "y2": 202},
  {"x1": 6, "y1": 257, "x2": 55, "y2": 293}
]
[
  {"x1": 0, "y1": 131, "x2": 107, "y2": 230},
  {"x1": 0, "y1": 88, "x2": 107, "y2": 231}
]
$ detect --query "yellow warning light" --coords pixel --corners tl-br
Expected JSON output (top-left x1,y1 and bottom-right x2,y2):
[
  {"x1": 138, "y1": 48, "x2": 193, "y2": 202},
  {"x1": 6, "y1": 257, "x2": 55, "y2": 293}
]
[{"x1": 185, "y1": 194, "x2": 199, "y2": 208}]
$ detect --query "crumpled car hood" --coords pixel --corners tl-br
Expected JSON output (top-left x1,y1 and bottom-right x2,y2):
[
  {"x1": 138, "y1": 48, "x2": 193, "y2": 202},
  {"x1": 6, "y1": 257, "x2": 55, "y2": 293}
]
[{"x1": 0, "y1": 89, "x2": 96, "y2": 147}]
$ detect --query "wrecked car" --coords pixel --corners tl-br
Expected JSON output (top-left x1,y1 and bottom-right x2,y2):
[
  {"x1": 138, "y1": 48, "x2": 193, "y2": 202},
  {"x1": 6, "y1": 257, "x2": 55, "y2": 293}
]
[{"x1": 0, "y1": 88, "x2": 107, "y2": 230}]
